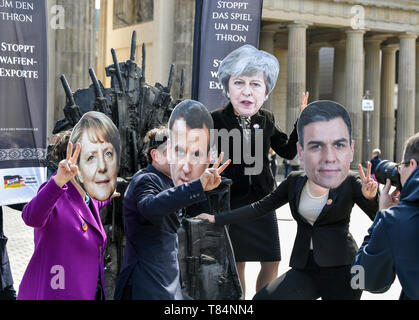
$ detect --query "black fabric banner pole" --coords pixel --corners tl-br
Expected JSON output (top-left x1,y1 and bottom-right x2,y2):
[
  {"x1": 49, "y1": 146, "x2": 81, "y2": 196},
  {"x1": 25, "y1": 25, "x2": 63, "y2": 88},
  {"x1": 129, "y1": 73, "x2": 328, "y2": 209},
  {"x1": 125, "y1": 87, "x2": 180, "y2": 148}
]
[{"x1": 191, "y1": 0, "x2": 204, "y2": 101}]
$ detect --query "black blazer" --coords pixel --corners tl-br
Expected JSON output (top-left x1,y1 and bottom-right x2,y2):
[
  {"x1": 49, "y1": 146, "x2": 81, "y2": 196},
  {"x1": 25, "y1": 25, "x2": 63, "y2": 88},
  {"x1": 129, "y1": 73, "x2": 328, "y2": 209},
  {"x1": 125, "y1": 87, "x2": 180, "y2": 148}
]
[
  {"x1": 211, "y1": 103, "x2": 298, "y2": 208},
  {"x1": 216, "y1": 171, "x2": 378, "y2": 268}
]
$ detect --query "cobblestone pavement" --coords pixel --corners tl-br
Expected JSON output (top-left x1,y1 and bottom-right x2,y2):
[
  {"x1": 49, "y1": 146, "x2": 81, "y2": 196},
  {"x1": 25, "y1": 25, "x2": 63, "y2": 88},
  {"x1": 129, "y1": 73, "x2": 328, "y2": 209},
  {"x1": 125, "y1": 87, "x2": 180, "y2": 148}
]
[
  {"x1": 3, "y1": 205, "x2": 34, "y2": 291},
  {"x1": 2, "y1": 176, "x2": 401, "y2": 300}
]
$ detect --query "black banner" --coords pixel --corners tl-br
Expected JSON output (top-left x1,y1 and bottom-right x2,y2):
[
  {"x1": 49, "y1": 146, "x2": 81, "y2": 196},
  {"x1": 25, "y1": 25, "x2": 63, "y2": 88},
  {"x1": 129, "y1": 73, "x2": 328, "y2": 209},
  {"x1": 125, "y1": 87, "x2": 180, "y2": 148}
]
[
  {"x1": 0, "y1": 0, "x2": 48, "y2": 205},
  {"x1": 192, "y1": 0, "x2": 263, "y2": 111}
]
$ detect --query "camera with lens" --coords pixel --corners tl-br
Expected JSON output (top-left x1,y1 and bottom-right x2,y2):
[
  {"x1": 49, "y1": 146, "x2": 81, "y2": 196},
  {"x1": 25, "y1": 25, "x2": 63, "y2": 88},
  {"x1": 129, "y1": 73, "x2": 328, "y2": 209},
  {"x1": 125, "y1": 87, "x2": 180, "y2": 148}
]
[{"x1": 374, "y1": 160, "x2": 402, "y2": 190}]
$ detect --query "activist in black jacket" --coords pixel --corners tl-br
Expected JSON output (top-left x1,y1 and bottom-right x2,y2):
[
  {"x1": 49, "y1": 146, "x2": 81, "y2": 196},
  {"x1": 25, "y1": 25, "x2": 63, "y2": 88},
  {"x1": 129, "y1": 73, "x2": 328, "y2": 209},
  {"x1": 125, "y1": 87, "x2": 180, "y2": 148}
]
[
  {"x1": 214, "y1": 171, "x2": 378, "y2": 268},
  {"x1": 211, "y1": 44, "x2": 307, "y2": 296},
  {"x1": 212, "y1": 103, "x2": 298, "y2": 263}
]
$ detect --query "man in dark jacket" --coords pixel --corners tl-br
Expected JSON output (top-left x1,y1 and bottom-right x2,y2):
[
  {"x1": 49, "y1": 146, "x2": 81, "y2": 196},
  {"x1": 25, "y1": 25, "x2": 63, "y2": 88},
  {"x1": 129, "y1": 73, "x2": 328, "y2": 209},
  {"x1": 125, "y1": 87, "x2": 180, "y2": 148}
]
[
  {"x1": 114, "y1": 100, "x2": 230, "y2": 299},
  {"x1": 353, "y1": 132, "x2": 419, "y2": 300}
]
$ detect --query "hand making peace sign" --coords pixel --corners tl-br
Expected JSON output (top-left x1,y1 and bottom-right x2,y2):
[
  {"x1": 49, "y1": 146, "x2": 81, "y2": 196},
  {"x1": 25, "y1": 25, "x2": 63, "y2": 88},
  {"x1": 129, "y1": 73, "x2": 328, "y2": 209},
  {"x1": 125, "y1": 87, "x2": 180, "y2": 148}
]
[
  {"x1": 299, "y1": 91, "x2": 310, "y2": 113},
  {"x1": 54, "y1": 141, "x2": 81, "y2": 188},
  {"x1": 200, "y1": 152, "x2": 231, "y2": 191},
  {"x1": 358, "y1": 162, "x2": 379, "y2": 200}
]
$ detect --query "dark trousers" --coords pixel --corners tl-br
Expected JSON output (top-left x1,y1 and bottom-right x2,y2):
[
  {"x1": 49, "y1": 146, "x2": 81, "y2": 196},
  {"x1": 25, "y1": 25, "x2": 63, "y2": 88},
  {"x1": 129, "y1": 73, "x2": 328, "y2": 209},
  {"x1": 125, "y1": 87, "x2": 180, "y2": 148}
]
[{"x1": 253, "y1": 251, "x2": 362, "y2": 300}]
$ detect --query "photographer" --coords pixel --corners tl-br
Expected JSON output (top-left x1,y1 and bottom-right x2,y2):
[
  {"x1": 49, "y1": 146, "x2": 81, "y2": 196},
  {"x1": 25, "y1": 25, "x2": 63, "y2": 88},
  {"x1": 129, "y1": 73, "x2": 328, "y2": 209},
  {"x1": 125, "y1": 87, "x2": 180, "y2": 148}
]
[{"x1": 353, "y1": 132, "x2": 419, "y2": 300}]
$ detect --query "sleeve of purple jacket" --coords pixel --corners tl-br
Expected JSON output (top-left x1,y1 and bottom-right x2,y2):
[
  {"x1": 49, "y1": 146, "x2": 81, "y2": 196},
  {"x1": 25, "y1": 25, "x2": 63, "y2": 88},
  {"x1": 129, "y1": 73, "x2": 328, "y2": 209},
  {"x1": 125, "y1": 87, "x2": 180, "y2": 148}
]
[{"x1": 22, "y1": 177, "x2": 68, "y2": 228}]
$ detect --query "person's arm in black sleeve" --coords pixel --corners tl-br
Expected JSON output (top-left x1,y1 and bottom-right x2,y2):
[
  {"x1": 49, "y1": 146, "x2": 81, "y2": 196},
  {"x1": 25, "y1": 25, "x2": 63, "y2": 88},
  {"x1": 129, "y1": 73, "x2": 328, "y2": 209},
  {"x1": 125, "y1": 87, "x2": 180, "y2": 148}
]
[
  {"x1": 135, "y1": 175, "x2": 206, "y2": 225},
  {"x1": 352, "y1": 173, "x2": 379, "y2": 221},
  {"x1": 352, "y1": 211, "x2": 395, "y2": 293},
  {"x1": 270, "y1": 114, "x2": 298, "y2": 160},
  {"x1": 215, "y1": 175, "x2": 290, "y2": 225}
]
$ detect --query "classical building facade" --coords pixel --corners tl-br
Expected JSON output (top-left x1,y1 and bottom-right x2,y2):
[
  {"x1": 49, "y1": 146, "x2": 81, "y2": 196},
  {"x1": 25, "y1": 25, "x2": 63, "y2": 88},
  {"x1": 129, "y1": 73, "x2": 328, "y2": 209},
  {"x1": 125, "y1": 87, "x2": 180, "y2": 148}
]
[
  {"x1": 257, "y1": 0, "x2": 419, "y2": 164},
  {"x1": 94, "y1": 1, "x2": 419, "y2": 164},
  {"x1": 46, "y1": 0, "x2": 97, "y2": 139}
]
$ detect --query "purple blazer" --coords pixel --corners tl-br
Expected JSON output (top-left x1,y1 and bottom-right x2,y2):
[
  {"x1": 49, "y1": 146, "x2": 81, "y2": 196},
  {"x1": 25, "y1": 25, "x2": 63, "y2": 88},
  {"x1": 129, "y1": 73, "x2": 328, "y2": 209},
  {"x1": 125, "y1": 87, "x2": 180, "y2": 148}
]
[{"x1": 17, "y1": 176, "x2": 110, "y2": 300}]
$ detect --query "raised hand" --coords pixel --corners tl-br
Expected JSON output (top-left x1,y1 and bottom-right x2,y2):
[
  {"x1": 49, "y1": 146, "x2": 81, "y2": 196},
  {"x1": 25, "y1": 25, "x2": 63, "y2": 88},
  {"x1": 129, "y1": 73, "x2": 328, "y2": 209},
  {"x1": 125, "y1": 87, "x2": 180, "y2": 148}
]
[
  {"x1": 54, "y1": 141, "x2": 81, "y2": 188},
  {"x1": 299, "y1": 91, "x2": 309, "y2": 113},
  {"x1": 111, "y1": 191, "x2": 121, "y2": 199},
  {"x1": 200, "y1": 152, "x2": 231, "y2": 191},
  {"x1": 379, "y1": 179, "x2": 400, "y2": 211},
  {"x1": 358, "y1": 162, "x2": 378, "y2": 200},
  {"x1": 194, "y1": 213, "x2": 215, "y2": 224}
]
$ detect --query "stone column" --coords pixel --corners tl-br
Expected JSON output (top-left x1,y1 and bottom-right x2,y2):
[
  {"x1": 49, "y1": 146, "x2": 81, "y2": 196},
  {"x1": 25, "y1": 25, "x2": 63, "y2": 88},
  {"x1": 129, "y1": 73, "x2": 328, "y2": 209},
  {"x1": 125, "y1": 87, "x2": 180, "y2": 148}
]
[
  {"x1": 172, "y1": 0, "x2": 195, "y2": 99},
  {"x1": 306, "y1": 46, "x2": 320, "y2": 102},
  {"x1": 333, "y1": 41, "x2": 346, "y2": 105},
  {"x1": 260, "y1": 30, "x2": 276, "y2": 111},
  {"x1": 54, "y1": 0, "x2": 97, "y2": 123},
  {"x1": 380, "y1": 45, "x2": 398, "y2": 161},
  {"x1": 275, "y1": 48, "x2": 288, "y2": 132},
  {"x1": 260, "y1": 30, "x2": 275, "y2": 54},
  {"x1": 396, "y1": 34, "x2": 417, "y2": 161},
  {"x1": 345, "y1": 29, "x2": 365, "y2": 167},
  {"x1": 363, "y1": 39, "x2": 382, "y2": 162},
  {"x1": 287, "y1": 23, "x2": 307, "y2": 133}
]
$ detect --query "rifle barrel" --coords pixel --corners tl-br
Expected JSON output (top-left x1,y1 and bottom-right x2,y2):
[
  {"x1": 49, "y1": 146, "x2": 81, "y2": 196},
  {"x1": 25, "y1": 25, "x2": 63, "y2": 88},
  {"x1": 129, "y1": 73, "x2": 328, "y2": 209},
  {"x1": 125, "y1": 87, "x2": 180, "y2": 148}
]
[
  {"x1": 179, "y1": 68, "x2": 185, "y2": 99},
  {"x1": 167, "y1": 64, "x2": 174, "y2": 92},
  {"x1": 130, "y1": 30, "x2": 137, "y2": 61},
  {"x1": 111, "y1": 48, "x2": 125, "y2": 92},
  {"x1": 88, "y1": 68, "x2": 104, "y2": 98},
  {"x1": 60, "y1": 75, "x2": 76, "y2": 106},
  {"x1": 141, "y1": 43, "x2": 146, "y2": 78}
]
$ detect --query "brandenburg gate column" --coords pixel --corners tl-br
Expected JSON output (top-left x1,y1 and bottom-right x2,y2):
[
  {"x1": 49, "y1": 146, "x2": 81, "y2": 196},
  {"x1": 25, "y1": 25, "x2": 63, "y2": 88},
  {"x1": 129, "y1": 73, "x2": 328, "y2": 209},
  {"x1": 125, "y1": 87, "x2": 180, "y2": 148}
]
[
  {"x1": 332, "y1": 41, "x2": 346, "y2": 105},
  {"x1": 286, "y1": 23, "x2": 307, "y2": 133},
  {"x1": 380, "y1": 44, "x2": 398, "y2": 161},
  {"x1": 363, "y1": 39, "x2": 382, "y2": 160},
  {"x1": 396, "y1": 34, "x2": 417, "y2": 161},
  {"x1": 306, "y1": 45, "x2": 320, "y2": 102},
  {"x1": 345, "y1": 29, "x2": 365, "y2": 167},
  {"x1": 260, "y1": 30, "x2": 276, "y2": 112}
]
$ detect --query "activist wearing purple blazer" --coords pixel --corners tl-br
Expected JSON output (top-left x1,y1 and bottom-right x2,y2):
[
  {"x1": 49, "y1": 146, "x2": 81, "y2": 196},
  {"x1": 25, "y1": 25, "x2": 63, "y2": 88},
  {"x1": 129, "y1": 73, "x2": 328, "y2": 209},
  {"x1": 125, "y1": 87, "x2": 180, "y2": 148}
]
[
  {"x1": 18, "y1": 112, "x2": 120, "y2": 300},
  {"x1": 18, "y1": 176, "x2": 111, "y2": 300}
]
